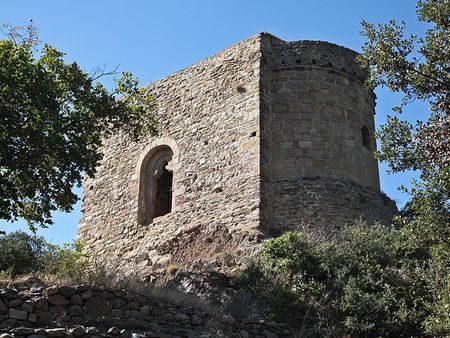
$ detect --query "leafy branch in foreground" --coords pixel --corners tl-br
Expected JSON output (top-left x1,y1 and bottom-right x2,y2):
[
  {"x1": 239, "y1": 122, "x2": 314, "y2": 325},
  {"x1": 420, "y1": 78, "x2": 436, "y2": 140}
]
[
  {"x1": 358, "y1": 0, "x2": 449, "y2": 239},
  {"x1": 0, "y1": 23, "x2": 158, "y2": 230}
]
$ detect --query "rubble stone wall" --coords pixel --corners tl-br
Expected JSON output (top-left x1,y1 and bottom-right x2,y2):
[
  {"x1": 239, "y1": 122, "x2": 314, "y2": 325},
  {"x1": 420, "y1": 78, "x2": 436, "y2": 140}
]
[
  {"x1": 0, "y1": 282, "x2": 291, "y2": 338},
  {"x1": 78, "y1": 33, "x2": 396, "y2": 277},
  {"x1": 79, "y1": 35, "x2": 264, "y2": 276}
]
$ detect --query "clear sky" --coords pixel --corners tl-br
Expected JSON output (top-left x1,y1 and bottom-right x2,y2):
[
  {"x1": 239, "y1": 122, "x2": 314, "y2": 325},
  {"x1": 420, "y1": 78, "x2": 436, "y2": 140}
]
[{"x1": 1, "y1": 0, "x2": 426, "y2": 244}]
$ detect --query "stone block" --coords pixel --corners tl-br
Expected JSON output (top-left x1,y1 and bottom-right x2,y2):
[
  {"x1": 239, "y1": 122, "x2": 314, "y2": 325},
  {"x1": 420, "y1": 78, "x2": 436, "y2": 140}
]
[
  {"x1": 84, "y1": 296, "x2": 109, "y2": 315},
  {"x1": 47, "y1": 295, "x2": 70, "y2": 306},
  {"x1": 8, "y1": 308, "x2": 28, "y2": 320},
  {"x1": 45, "y1": 328, "x2": 67, "y2": 337},
  {"x1": 0, "y1": 299, "x2": 7, "y2": 314},
  {"x1": 44, "y1": 286, "x2": 59, "y2": 296}
]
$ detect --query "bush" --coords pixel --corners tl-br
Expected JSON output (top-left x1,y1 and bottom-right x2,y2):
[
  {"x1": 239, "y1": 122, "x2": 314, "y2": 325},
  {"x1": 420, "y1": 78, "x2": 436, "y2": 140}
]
[
  {"x1": 44, "y1": 241, "x2": 89, "y2": 281},
  {"x1": 0, "y1": 230, "x2": 89, "y2": 281},
  {"x1": 0, "y1": 231, "x2": 47, "y2": 276},
  {"x1": 235, "y1": 223, "x2": 450, "y2": 337}
]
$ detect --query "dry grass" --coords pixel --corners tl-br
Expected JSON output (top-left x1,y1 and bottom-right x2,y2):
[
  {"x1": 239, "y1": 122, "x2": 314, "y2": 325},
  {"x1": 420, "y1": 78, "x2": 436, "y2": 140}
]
[{"x1": 166, "y1": 263, "x2": 178, "y2": 275}]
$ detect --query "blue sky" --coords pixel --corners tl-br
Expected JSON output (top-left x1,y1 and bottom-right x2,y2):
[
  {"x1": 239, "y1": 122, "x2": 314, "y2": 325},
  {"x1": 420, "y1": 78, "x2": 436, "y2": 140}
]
[{"x1": 1, "y1": 0, "x2": 426, "y2": 244}]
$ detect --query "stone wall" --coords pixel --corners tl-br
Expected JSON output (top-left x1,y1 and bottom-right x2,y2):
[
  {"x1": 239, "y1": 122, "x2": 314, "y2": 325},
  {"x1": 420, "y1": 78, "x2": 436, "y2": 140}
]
[
  {"x1": 270, "y1": 177, "x2": 396, "y2": 233},
  {"x1": 78, "y1": 33, "x2": 396, "y2": 277},
  {"x1": 258, "y1": 34, "x2": 395, "y2": 231},
  {"x1": 79, "y1": 35, "x2": 264, "y2": 276},
  {"x1": 0, "y1": 281, "x2": 291, "y2": 338}
]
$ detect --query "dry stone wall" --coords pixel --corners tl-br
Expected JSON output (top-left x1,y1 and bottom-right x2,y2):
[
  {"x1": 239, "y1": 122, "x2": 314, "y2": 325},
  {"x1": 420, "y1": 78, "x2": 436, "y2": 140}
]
[
  {"x1": 0, "y1": 281, "x2": 291, "y2": 338},
  {"x1": 79, "y1": 33, "x2": 396, "y2": 277}
]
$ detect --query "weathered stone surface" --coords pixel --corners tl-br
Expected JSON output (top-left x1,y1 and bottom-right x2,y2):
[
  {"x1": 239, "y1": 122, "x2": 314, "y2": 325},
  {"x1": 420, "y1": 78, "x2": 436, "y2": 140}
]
[
  {"x1": 59, "y1": 286, "x2": 76, "y2": 298},
  {"x1": 68, "y1": 305, "x2": 83, "y2": 316},
  {"x1": 0, "y1": 272, "x2": 294, "y2": 337},
  {"x1": 45, "y1": 328, "x2": 67, "y2": 337},
  {"x1": 192, "y1": 314, "x2": 202, "y2": 325},
  {"x1": 8, "y1": 308, "x2": 28, "y2": 320},
  {"x1": 30, "y1": 286, "x2": 44, "y2": 294},
  {"x1": 263, "y1": 329, "x2": 278, "y2": 338},
  {"x1": 107, "y1": 327, "x2": 121, "y2": 335},
  {"x1": 0, "y1": 334, "x2": 14, "y2": 338},
  {"x1": 85, "y1": 327, "x2": 99, "y2": 334},
  {"x1": 174, "y1": 313, "x2": 190, "y2": 321},
  {"x1": 22, "y1": 302, "x2": 34, "y2": 312},
  {"x1": 34, "y1": 298, "x2": 48, "y2": 311},
  {"x1": 28, "y1": 313, "x2": 37, "y2": 323},
  {"x1": 1, "y1": 287, "x2": 18, "y2": 300},
  {"x1": 125, "y1": 300, "x2": 139, "y2": 310},
  {"x1": 84, "y1": 297, "x2": 109, "y2": 315},
  {"x1": 0, "y1": 319, "x2": 16, "y2": 328},
  {"x1": 47, "y1": 295, "x2": 70, "y2": 306},
  {"x1": 69, "y1": 326, "x2": 85, "y2": 337},
  {"x1": 43, "y1": 286, "x2": 59, "y2": 297},
  {"x1": 74, "y1": 285, "x2": 88, "y2": 292},
  {"x1": 0, "y1": 299, "x2": 7, "y2": 314},
  {"x1": 8, "y1": 299, "x2": 22, "y2": 308},
  {"x1": 77, "y1": 32, "x2": 397, "y2": 280},
  {"x1": 11, "y1": 327, "x2": 34, "y2": 335},
  {"x1": 80, "y1": 290, "x2": 92, "y2": 300},
  {"x1": 240, "y1": 330, "x2": 249, "y2": 338},
  {"x1": 70, "y1": 294, "x2": 83, "y2": 306},
  {"x1": 34, "y1": 328, "x2": 47, "y2": 335},
  {"x1": 222, "y1": 314, "x2": 236, "y2": 325}
]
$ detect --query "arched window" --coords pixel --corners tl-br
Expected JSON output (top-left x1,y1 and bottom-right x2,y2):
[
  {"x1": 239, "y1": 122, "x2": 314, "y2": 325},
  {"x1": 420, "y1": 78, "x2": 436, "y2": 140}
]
[
  {"x1": 361, "y1": 126, "x2": 371, "y2": 150},
  {"x1": 138, "y1": 145, "x2": 174, "y2": 224}
]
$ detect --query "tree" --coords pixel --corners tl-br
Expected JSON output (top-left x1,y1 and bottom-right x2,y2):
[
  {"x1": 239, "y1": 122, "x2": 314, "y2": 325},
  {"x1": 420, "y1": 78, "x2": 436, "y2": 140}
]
[
  {"x1": 0, "y1": 231, "x2": 48, "y2": 276},
  {"x1": 0, "y1": 23, "x2": 157, "y2": 230},
  {"x1": 358, "y1": 1, "x2": 449, "y2": 334},
  {"x1": 358, "y1": 0, "x2": 449, "y2": 232}
]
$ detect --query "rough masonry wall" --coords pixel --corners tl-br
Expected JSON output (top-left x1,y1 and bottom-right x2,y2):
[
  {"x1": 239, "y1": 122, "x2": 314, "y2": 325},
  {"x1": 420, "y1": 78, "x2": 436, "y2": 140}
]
[
  {"x1": 79, "y1": 35, "x2": 263, "y2": 277},
  {"x1": 0, "y1": 281, "x2": 292, "y2": 337},
  {"x1": 270, "y1": 177, "x2": 396, "y2": 233},
  {"x1": 79, "y1": 33, "x2": 397, "y2": 277},
  {"x1": 259, "y1": 34, "x2": 396, "y2": 231}
]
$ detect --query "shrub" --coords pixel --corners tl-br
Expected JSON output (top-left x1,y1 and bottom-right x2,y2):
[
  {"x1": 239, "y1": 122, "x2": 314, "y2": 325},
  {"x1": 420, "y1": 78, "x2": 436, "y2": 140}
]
[
  {"x1": 0, "y1": 230, "x2": 89, "y2": 281},
  {"x1": 44, "y1": 241, "x2": 89, "y2": 281},
  {"x1": 235, "y1": 223, "x2": 449, "y2": 337},
  {"x1": 0, "y1": 231, "x2": 48, "y2": 276}
]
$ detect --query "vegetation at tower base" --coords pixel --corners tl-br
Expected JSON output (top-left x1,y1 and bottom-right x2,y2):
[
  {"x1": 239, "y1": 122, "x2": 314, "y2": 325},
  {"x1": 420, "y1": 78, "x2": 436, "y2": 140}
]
[
  {"x1": 0, "y1": 231, "x2": 88, "y2": 280},
  {"x1": 236, "y1": 0, "x2": 449, "y2": 336},
  {"x1": 0, "y1": 23, "x2": 157, "y2": 231},
  {"x1": 0, "y1": 231, "x2": 47, "y2": 276},
  {"x1": 359, "y1": 0, "x2": 449, "y2": 334},
  {"x1": 235, "y1": 224, "x2": 449, "y2": 337}
]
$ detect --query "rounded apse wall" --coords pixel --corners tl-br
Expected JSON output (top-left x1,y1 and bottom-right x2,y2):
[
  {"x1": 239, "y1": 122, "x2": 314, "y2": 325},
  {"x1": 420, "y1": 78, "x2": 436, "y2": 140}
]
[
  {"x1": 259, "y1": 36, "x2": 396, "y2": 231},
  {"x1": 263, "y1": 38, "x2": 380, "y2": 191}
]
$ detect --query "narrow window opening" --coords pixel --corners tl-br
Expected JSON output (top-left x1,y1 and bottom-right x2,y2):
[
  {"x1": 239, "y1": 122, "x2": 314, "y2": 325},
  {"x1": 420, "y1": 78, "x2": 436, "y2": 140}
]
[
  {"x1": 154, "y1": 162, "x2": 173, "y2": 217},
  {"x1": 361, "y1": 126, "x2": 371, "y2": 150},
  {"x1": 139, "y1": 145, "x2": 174, "y2": 225}
]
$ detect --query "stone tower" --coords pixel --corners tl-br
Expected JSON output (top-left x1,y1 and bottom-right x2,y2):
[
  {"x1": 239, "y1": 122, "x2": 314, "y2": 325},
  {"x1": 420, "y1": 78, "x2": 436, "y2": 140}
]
[{"x1": 78, "y1": 33, "x2": 396, "y2": 276}]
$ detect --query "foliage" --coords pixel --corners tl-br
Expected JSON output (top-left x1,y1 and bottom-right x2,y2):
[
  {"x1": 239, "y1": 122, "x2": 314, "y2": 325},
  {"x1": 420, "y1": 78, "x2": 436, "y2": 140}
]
[
  {"x1": 236, "y1": 225, "x2": 449, "y2": 337},
  {"x1": 44, "y1": 241, "x2": 89, "y2": 281},
  {"x1": 0, "y1": 22, "x2": 157, "y2": 230},
  {"x1": 355, "y1": 1, "x2": 450, "y2": 334},
  {"x1": 0, "y1": 230, "x2": 88, "y2": 280},
  {"x1": 0, "y1": 231, "x2": 47, "y2": 276},
  {"x1": 358, "y1": 0, "x2": 449, "y2": 239}
]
